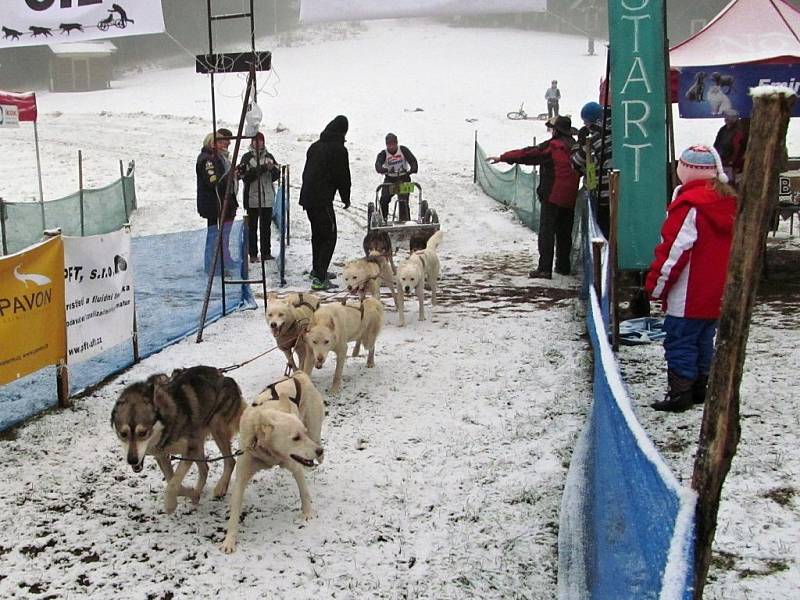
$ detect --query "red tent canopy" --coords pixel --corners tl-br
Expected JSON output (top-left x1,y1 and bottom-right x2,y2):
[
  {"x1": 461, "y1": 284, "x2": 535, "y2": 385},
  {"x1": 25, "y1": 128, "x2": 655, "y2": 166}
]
[{"x1": 600, "y1": 0, "x2": 800, "y2": 104}]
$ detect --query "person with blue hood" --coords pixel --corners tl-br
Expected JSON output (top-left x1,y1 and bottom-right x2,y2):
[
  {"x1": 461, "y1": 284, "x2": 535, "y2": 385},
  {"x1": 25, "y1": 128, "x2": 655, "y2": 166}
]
[{"x1": 299, "y1": 115, "x2": 352, "y2": 291}]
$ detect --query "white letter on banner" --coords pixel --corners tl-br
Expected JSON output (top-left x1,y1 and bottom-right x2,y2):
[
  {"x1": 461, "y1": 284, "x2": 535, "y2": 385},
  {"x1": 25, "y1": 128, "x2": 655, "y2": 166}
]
[
  {"x1": 623, "y1": 143, "x2": 653, "y2": 182},
  {"x1": 621, "y1": 0, "x2": 650, "y2": 10},
  {"x1": 622, "y1": 14, "x2": 651, "y2": 53},
  {"x1": 622, "y1": 100, "x2": 651, "y2": 138},
  {"x1": 620, "y1": 57, "x2": 653, "y2": 94}
]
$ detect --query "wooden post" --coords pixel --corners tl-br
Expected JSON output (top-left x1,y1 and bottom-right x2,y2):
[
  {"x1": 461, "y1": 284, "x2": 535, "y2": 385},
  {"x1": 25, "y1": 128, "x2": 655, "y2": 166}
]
[
  {"x1": 592, "y1": 239, "x2": 604, "y2": 300},
  {"x1": 286, "y1": 163, "x2": 291, "y2": 246},
  {"x1": 0, "y1": 197, "x2": 7, "y2": 256},
  {"x1": 473, "y1": 130, "x2": 478, "y2": 184},
  {"x1": 78, "y1": 150, "x2": 85, "y2": 236},
  {"x1": 608, "y1": 170, "x2": 620, "y2": 350},
  {"x1": 691, "y1": 89, "x2": 795, "y2": 599}
]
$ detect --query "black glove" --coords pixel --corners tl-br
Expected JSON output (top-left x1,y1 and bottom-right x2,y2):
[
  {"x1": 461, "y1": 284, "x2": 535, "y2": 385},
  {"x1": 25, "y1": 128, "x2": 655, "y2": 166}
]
[{"x1": 342, "y1": 200, "x2": 351, "y2": 209}]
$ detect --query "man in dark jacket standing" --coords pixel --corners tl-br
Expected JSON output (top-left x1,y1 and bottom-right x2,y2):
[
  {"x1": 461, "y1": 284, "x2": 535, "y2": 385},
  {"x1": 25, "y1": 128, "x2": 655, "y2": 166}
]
[
  {"x1": 299, "y1": 115, "x2": 351, "y2": 291},
  {"x1": 375, "y1": 133, "x2": 418, "y2": 221},
  {"x1": 487, "y1": 116, "x2": 580, "y2": 279}
]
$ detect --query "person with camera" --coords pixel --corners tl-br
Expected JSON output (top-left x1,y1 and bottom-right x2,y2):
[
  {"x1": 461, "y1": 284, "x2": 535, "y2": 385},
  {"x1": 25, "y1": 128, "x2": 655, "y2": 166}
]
[
  {"x1": 375, "y1": 133, "x2": 419, "y2": 222},
  {"x1": 238, "y1": 132, "x2": 279, "y2": 262}
]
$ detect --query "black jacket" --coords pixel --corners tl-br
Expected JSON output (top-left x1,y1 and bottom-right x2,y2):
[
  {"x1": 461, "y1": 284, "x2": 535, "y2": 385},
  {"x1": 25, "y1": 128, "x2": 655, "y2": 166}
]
[
  {"x1": 299, "y1": 115, "x2": 352, "y2": 209},
  {"x1": 196, "y1": 145, "x2": 237, "y2": 221}
]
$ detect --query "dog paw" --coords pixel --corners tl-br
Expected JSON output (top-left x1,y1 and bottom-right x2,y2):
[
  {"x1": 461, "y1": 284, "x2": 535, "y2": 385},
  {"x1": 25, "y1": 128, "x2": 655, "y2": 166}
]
[
  {"x1": 164, "y1": 496, "x2": 178, "y2": 515},
  {"x1": 300, "y1": 508, "x2": 316, "y2": 521},
  {"x1": 189, "y1": 489, "x2": 202, "y2": 505},
  {"x1": 367, "y1": 360, "x2": 375, "y2": 368},
  {"x1": 213, "y1": 482, "x2": 228, "y2": 498},
  {"x1": 220, "y1": 536, "x2": 237, "y2": 554}
]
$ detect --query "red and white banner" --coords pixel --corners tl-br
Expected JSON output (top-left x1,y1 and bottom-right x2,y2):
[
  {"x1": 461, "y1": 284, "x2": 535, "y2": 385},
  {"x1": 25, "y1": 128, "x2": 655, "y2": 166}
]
[
  {"x1": 0, "y1": 0, "x2": 165, "y2": 49},
  {"x1": 0, "y1": 91, "x2": 37, "y2": 122},
  {"x1": 299, "y1": 0, "x2": 546, "y2": 23}
]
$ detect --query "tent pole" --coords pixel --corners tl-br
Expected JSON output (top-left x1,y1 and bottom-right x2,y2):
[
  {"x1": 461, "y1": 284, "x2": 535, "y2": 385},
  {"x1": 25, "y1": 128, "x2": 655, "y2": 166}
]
[
  {"x1": 34, "y1": 120, "x2": 45, "y2": 229},
  {"x1": 663, "y1": 0, "x2": 677, "y2": 198}
]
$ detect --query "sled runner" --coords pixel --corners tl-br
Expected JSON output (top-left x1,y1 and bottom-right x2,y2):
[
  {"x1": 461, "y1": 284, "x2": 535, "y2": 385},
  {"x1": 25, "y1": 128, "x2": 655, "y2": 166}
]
[{"x1": 366, "y1": 182, "x2": 440, "y2": 250}]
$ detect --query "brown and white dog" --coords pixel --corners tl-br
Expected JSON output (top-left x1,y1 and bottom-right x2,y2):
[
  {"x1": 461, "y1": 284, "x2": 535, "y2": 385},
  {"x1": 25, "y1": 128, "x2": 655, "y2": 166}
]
[
  {"x1": 266, "y1": 292, "x2": 320, "y2": 373},
  {"x1": 220, "y1": 371, "x2": 324, "y2": 553},
  {"x1": 111, "y1": 366, "x2": 245, "y2": 514}
]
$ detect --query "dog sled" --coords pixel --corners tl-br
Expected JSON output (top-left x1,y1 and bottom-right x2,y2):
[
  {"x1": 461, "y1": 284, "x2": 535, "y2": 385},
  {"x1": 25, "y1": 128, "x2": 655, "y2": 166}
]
[{"x1": 366, "y1": 181, "x2": 440, "y2": 249}]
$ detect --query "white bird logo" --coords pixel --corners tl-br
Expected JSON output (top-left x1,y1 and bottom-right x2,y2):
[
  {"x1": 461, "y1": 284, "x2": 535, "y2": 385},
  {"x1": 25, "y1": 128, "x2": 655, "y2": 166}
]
[{"x1": 13, "y1": 265, "x2": 52, "y2": 287}]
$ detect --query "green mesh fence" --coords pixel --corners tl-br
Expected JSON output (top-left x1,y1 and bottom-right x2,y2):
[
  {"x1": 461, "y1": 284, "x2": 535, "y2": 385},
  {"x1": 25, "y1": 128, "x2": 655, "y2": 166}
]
[
  {"x1": 0, "y1": 169, "x2": 136, "y2": 255},
  {"x1": 475, "y1": 140, "x2": 583, "y2": 267},
  {"x1": 475, "y1": 141, "x2": 541, "y2": 231}
]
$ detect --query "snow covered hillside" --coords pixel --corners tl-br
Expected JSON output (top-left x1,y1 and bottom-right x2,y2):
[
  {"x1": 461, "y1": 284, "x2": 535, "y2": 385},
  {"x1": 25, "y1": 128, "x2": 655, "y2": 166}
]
[{"x1": 0, "y1": 18, "x2": 797, "y2": 600}]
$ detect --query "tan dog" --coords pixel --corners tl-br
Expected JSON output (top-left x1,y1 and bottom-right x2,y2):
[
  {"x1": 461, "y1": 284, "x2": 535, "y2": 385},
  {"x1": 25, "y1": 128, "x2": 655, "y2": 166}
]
[
  {"x1": 396, "y1": 230, "x2": 443, "y2": 322},
  {"x1": 305, "y1": 298, "x2": 384, "y2": 395},
  {"x1": 220, "y1": 371, "x2": 325, "y2": 554},
  {"x1": 266, "y1": 292, "x2": 320, "y2": 373},
  {"x1": 342, "y1": 255, "x2": 404, "y2": 326}
]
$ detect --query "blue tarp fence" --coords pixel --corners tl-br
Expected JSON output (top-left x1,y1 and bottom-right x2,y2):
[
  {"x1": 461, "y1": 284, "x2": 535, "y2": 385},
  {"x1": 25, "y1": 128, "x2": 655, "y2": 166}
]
[
  {"x1": 0, "y1": 222, "x2": 256, "y2": 431},
  {"x1": 475, "y1": 161, "x2": 697, "y2": 598}
]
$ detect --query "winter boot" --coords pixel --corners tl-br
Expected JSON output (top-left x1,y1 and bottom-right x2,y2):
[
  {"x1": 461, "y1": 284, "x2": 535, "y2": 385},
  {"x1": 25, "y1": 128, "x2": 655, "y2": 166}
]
[
  {"x1": 693, "y1": 374, "x2": 709, "y2": 405},
  {"x1": 651, "y1": 369, "x2": 695, "y2": 412}
]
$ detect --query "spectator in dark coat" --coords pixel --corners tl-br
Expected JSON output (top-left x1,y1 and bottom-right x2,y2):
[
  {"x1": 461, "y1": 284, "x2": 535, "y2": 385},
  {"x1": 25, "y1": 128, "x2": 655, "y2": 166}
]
[
  {"x1": 713, "y1": 109, "x2": 747, "y2": 186},
  {"x1": 196, "y1": 129, "x2": 238, "y2": 273},
  {"x1": 487, "y1": 116, "x2": 580, "y2": 279},
  {"x1": 299, "y1": 115, "x2": 351, "y2": 291},
  {"x1": 238, "y1": 132, "x2": 279, "y2": 262},
  {"x1": 375, "y1": 133, "x2": 419, "y2": 221}
]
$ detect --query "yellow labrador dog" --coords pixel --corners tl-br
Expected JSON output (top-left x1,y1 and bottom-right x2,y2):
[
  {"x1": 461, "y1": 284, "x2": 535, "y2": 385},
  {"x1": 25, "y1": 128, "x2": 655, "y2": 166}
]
[
  {"x1": 396, "y1": 230, "x2": 443, "y2": 322},
  {"x1": 342, "y1": 255, "x2": 404, "y2": 327},
  {"x1": 266, "y1": 292, "x2": 320, "y2": 373},
  {"x1": 305, "y1": 298, "x2": 384, "y2": 395},
  {"x1": 220, "y1": 371, "x2": 324, "y2": 554}
]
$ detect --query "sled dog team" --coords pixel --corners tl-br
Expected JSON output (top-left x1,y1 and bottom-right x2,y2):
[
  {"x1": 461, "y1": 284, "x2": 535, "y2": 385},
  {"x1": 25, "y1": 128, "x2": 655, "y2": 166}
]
[{"x1": 111, "y1": 230, "x2": 444, "y2": 553}]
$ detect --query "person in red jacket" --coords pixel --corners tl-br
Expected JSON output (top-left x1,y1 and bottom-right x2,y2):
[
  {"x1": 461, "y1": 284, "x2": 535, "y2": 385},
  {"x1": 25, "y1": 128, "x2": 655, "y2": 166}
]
[
  {"x1": 645, "y1": 145, "x2": 737, "y2": 412},
  {"x1": 487, "y1": 116, "x2": 580, "y2": 278}
]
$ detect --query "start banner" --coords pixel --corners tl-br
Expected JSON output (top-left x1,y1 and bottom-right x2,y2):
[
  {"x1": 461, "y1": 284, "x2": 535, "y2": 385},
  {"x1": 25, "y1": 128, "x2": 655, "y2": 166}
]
[
  {"x1": 0, "y1": 236, "x2": 66, "y2": 385},
  {"x1": 0, "y1": 0, "x2": 165, "y2": 49},
  {"x1": 64, "y1": 229, "x2": 134, "y2": 364},
  {"x1": 299, "y1": 0, "x2": 546, "y2": 23}
]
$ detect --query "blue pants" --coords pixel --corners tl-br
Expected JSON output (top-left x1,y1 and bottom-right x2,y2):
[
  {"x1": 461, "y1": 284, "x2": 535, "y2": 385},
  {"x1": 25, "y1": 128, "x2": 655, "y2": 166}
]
[{"x1": 663, "y1": 316, "x2": 718, "y2": 380}]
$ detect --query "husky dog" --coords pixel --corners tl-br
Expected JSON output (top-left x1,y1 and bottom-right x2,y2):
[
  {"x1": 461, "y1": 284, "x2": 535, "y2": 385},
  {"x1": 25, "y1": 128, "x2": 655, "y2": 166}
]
[
  {"x1": 305, "y1": 298, "x2": 385, "y2": 395},
  {"x1": 342, "y1": 254, "x2": 404, "y2": 326},
  {"x1": 362, "y1": 230, "x2": 395, "y2": 272},
  {"x1": 396, "y1": 230, "x2": 443, "y2": 322},
  {"x1": 29, "y1": 26, "x2": 53, "y2": 37},
  {"x1": 111, "y1": 366, "x2": 245, "y2": 514},
  {"x1": 220, "y1": 371, "x2": 325, "y2": 553},
  {"x1": 266, "y1": 292, "x2": 320, "y2": 373},
  {"x1": 58, "y1": 23, "x2": 84, "y2": 35},
  {"x1": 2, "y1": 26, "x2": 23, "y2": 40}
]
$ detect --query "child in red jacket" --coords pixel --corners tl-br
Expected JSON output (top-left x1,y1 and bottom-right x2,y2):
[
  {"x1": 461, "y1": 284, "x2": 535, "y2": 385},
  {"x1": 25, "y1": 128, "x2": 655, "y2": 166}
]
[{"x1": 645, "y1": 145, "x2": 737, "y2": 412}]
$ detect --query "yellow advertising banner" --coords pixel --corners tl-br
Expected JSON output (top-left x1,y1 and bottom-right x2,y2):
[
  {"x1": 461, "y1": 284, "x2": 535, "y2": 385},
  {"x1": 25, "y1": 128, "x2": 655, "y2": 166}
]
[{"x1": 0, "y1": 237, "x2": 66, "y2": 385}]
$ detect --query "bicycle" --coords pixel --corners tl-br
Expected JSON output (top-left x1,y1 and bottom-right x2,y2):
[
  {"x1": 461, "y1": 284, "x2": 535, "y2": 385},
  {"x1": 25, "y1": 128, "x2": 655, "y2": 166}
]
[{"x1": 506, "y1": 102, "x2": 550, "y2": 121}]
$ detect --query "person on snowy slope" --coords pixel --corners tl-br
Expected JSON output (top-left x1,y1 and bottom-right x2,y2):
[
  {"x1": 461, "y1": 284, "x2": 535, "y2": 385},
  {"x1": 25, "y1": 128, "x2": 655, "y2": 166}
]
[
  {"x1": 238, "y1": 131, "x2": 280, "y2": 262},
  {"x1": 487, "y1": 115, "x2": 580, "y2": 279},
  {"x1": 299, "y1": 115, "x2": 352, "y2": 292},
  {"x1": 375, "y1": 133, "x2": 418, "y2": 221},
  {"x1": 645, "y1": 145, "x2": 736, "y2": 413}
]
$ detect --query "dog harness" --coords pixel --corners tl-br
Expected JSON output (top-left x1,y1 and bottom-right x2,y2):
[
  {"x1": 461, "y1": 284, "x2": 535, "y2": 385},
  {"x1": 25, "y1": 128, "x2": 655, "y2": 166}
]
[
  {"x1": 291, "y1": 292, "x2": 318, "y2": 313},
  {"x1": 339, "y1": 299, "x2": 367, "y2": 320},
  {"x1": 262, "y1": 377, "x2": 302, "y2": 407}
]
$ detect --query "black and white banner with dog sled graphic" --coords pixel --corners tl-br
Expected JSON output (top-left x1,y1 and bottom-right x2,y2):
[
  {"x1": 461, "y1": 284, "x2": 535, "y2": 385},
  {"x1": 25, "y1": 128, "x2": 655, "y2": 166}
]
[
  {"x1": 64, "y1": 228, "x2": 134, "y2": 364},
  {"x1": 299, "y1": 0, "x2": 546, "y2": 23},
  {"x1": 0, "y1": 1, "x2": 165, "y2": 49}
]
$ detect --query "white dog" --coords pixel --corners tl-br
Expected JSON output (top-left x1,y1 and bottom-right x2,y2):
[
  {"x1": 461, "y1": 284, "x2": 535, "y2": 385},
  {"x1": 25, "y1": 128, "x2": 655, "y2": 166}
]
[
  {"x1": 220, "y1": 371, "x2": 325, "y2": 554},
  {"x1": 396, "y1": 230, "x2": 443, "y2": 322},
  {"x1": 342, "y1": 255, "x2": 404, "y2": 326},
  {"x1": 305, "y1": 298, "x2": 384, "y2": 395},
  {"x1": 266, "y1": 292, "x2": 320, "y2": 373},
  {"x1": 706, "y1": 84, "x2": 732, "y2": 115}
]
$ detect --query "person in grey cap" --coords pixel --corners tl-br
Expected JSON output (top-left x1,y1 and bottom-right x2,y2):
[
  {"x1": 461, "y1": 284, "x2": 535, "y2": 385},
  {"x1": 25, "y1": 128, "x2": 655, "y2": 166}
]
[
  {"x1": 375, "y1": 133, "x2": 418, "y2": 221},
  {"x1": 713, "y1": 109, "x2": 747, "y2": 185}
]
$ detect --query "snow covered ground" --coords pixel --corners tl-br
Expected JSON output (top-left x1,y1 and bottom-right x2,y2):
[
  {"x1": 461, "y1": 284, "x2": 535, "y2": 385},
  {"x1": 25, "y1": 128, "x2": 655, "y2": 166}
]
[{"x1": 0, "y1": 18, "x2": 798, "y2": 599}]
